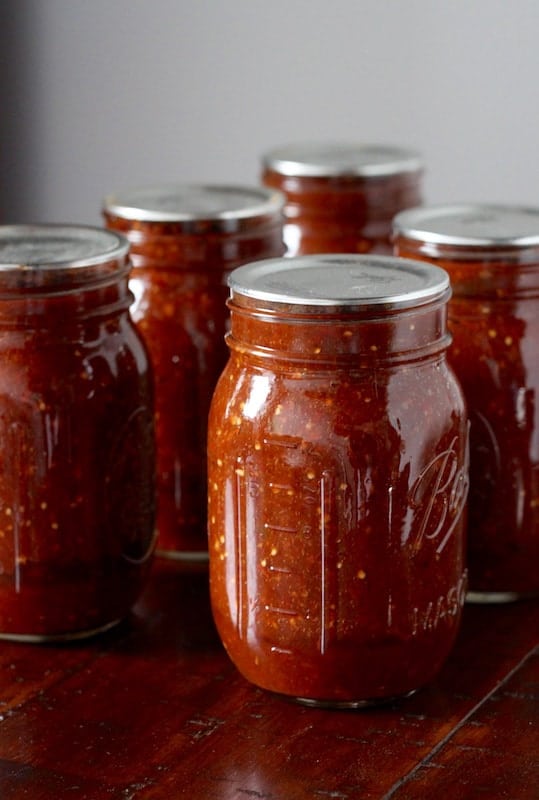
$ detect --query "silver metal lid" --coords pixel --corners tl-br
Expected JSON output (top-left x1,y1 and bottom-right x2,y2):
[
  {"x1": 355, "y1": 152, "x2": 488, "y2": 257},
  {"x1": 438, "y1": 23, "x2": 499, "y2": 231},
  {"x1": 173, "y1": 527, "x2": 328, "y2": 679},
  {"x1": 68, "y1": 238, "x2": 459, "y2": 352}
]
[
  {"x1": 393, "y1": 204, "x2": 539, "y2": 248},
  {"x1": 0, "y1": 224, "x2": 128, "y2": 269},
  {"x1": 262, "y1": 142, "x2": 423, "y2": 178},
  {"x1": 229, "y1": 254, "x2": 449, "y2": 310},
  {"x1": 103, "y1": 183, "x2": 284, "y2": 222}
]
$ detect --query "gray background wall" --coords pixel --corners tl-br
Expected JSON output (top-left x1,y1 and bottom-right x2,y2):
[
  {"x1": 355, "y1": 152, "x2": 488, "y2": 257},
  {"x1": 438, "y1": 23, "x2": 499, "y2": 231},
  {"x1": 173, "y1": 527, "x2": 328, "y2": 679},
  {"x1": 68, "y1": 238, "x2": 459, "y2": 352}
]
[{"x1": 2, "y1": 0, "x2": 539, "y2": 225}]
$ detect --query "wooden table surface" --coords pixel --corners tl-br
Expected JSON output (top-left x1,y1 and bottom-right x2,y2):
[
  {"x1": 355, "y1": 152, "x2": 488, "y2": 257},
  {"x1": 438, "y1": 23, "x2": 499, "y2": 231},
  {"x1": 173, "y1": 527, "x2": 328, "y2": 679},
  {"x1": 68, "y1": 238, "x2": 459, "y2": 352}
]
[{"x1": 0, "y1": 559, "x2": 537, "y2": 800}]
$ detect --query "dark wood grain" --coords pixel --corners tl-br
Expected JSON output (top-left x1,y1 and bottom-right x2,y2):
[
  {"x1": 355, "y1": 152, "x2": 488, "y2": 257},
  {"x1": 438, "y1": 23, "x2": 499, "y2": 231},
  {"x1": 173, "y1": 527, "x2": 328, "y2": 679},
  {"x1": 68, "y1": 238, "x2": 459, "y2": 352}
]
[
  {"x1": 0, "y1": 559, "x2": 537, "y2": 799},
  {"x1": 388, "y1": 649, "x2": 539, "y2": 799}
]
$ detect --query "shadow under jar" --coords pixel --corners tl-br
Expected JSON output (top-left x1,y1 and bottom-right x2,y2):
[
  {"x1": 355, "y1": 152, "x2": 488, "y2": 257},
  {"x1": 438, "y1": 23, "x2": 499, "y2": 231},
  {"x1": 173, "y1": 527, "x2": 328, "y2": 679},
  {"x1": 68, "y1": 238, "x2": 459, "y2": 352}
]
[
  {"x1": 208, "y1": 254, "x2": 469, "y2": 707},
  {"x1": 103, "y1": 184, "x2": 285, "y2": 563},
  {"x1": 394, "y1": 204, "x2": 539, "y2": 602},
  {"x1": 261, "y1": 142, "x2": 423, "y2": 256},
  {"x1": 0, "y1": 225, "x2": 156, "y2": 641}
]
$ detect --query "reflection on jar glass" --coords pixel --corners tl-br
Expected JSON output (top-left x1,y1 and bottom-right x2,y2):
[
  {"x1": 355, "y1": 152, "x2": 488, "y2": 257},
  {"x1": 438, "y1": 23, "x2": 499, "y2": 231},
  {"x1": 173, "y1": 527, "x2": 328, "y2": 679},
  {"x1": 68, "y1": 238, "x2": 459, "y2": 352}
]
[
  {"x1": 104, "y1": 185, "x2": 285, "y2": 563},
  {"x1": 394, "y1": 203, "x2": 539, "y2": 602},
  {"x1": 261, "y1": 142, "x2": 423, "y2": 256},
  {"x1": 0, "y1": 224, "x2": 156, "y2": 641},
  {"x1": 208, "y1": 254, "x2": 468, "y2": 707}
]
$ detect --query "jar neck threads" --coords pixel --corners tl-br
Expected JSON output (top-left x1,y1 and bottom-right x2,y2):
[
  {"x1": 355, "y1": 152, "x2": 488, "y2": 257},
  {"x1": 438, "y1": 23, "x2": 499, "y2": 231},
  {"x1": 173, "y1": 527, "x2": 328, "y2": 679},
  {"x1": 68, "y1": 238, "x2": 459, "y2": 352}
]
[
  {"x1": 227, "y1": 295, "x2": 451, "y2": 367},
  {"x1": 395, "y1": 239, "x2": 539, "y2": 299},
  {"x1": 104, "y1": 214, "x2": 285, "y2": 271}
]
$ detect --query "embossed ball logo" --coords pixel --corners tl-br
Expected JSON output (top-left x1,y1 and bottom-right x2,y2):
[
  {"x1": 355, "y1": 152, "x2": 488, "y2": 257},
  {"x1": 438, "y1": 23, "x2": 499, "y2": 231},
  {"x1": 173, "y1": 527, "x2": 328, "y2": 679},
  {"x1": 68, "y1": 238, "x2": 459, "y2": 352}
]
[{"x1": 408, "y1": 436, "x2": 469, "y2": 555}]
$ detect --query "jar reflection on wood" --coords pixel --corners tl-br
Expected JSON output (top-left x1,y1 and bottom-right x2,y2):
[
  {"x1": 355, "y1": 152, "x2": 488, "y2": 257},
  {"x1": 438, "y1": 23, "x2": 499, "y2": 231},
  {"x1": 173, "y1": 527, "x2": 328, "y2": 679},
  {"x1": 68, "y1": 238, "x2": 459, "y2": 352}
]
[
  {"x1": 261, "y1": 142, "x2": 423, "y2": 256},
  {"x1": 394, "y1": 204, "x2": 539, "y2": 601},
  {"x1": 208, "y1": 254, "x2": 469, "y2": 707},
  {"x1": 0, "y1": 225, "x2": 156, "y2": 641},
  {"x1": 103, "y1": 185, "x2": 285, "y2": 563}
]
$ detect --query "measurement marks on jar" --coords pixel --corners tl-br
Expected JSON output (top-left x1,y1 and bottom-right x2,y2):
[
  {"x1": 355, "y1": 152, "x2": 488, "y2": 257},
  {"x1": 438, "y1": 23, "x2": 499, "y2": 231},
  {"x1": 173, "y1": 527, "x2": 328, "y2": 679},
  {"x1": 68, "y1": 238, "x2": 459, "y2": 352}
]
[
  {"x1": 261, "y1": 482, "x2": 300, "y2": 623},
  {"x1": 319, "y1": 469, "x2": 334, "y2": 655},
  {"x1": 2, "y1": 421, "x2": 27, "y2": 594},
  {"x1": 232, "y1": 435, "x2": 339, "y2": 656},
  {"x1": 232, "y1": 457, "x2": 301, "y2": 637},
  {"x1": 233, "y1": 458, "x2": 248, "y2": 638}
]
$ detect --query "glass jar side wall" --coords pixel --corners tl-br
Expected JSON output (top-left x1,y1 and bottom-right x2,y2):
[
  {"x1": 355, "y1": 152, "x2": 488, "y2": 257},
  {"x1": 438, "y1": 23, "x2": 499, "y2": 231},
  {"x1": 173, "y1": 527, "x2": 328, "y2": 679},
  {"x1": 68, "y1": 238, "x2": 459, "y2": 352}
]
[{"x1": 208, "y1": 297, "x2": 468, "y2": 705}]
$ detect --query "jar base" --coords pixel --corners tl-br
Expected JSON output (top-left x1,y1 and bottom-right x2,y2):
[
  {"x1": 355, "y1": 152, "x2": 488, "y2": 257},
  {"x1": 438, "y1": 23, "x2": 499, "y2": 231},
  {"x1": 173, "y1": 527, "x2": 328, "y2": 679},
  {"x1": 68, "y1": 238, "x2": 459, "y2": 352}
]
[
  {"x1": 156, "y1": 548, "x2": 209, "y2": 564},
  {"x1": 289, "y1": 688, "x2": 417, "y2": 710},
  {"x1": 0, "y1": 617, "x2": 122, "y2": 644},
  {"x1": 466, "y1": 590, "x2": 527, "y2": 604}
]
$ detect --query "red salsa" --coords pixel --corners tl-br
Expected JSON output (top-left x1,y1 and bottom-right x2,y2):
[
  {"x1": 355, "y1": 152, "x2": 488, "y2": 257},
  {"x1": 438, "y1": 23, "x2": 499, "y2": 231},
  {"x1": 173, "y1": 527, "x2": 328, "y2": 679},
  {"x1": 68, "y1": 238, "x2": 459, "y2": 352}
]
[
  {"x1": 208, "y1": 255, "x2": 468, "y2": 706},
  {"x1": 0, "y1": 225, "x2": 155, "y2": 640},
  {"x1": 394, "y1": 204, "x2": 539, "y2": 600},
  {"x1": 261, "y1": 142, "x2": 423, "y2": 256},
  {"x1": 104, "y1": 185, "x2": 285, "y2": 562}
]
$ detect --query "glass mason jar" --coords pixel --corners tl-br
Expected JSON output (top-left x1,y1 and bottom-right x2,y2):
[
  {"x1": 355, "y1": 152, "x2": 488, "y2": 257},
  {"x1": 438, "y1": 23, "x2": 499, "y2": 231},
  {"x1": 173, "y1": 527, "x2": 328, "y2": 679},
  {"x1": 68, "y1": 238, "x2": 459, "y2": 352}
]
[
  {"x1": 208, "y1": 254, "x2": 469, "y2": 707},
  {"x1": 103, "y1": 184, "x2": 285, "y2": 563},
  {"x1": 394, "y1": 204, "x2": 539, "y2": 602},
  {"x1": 0, "y1": 225, "x2": 156, "y2": 641},
  {"x1": 261, "y1": 142, "x2": 423, "y2": 256}
]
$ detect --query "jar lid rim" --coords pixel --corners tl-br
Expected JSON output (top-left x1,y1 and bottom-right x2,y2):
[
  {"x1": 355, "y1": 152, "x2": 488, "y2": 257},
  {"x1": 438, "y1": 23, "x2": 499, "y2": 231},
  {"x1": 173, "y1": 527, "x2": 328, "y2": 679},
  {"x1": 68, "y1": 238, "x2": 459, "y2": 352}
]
[
  {"x1": 262, "y1": 142, "x2": 423, "y2": 177},
  {"x1": 229, "y1": 254, "x2": 449, "y2": 310},
  {"x1": 394, "y1": 204, "x2": 539, "y2": 248},
  {"x1": 0, "y1": 224, "x2": 129, "y2": 271},
  {"x1": 103, "y1": 183, "x2": 284, "y2": 223}
]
